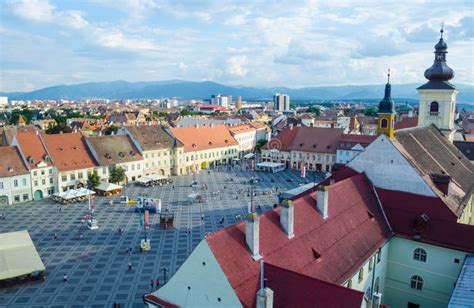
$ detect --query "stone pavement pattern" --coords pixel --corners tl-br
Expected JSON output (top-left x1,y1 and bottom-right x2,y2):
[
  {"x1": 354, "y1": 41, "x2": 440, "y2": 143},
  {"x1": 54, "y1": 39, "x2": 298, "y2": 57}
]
[{"x1": 0, "y1": 169, "x2": 323, "y2": 307}]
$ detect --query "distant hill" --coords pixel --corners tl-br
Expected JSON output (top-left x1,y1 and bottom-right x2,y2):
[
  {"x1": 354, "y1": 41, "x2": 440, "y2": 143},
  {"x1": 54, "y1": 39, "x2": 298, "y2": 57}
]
[{"x1": 2, "y1": 80, "x2": 473, "y2": 104}]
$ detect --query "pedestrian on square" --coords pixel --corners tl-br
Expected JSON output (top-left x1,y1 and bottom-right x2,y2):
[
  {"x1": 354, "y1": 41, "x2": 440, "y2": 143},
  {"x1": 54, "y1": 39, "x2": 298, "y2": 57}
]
[
  {"x1": 118, "y1": 227, "x2": 122, "y2": 234},
  {"x1": 79, "y1": 234, "x2": 83, "y2": 240},
  {"x1": 63, "y1": 274, "x2": 68, "y2": 282},
  {"x1": 155, "y1": 278, "x2": 160, "y2": 289},
  {"x1": 187, "y1": 227, "x2": 191, "y2": 234},
  {"x1": 54, "y1": 233, "x2": 57, "y2": 240},
  {"x1": 150, "y1": 279, "x2": 154, "y2": 291},
  {"x1": 128, "y1": 262, "x2": 132, "y2": 271},
  {"x1": 59, "y1": 207, "x2": 62, "y2": 213}
]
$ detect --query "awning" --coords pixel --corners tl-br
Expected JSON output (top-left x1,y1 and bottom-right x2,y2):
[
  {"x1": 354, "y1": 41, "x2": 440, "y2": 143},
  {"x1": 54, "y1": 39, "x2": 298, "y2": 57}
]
[
  {"x1": 243, "y1": 153, "x2": 255, "y2": 159},
  {"x1": 0, "y1": 230, "x2": 45, "y2": 280},
  {"x1": 95, "y1": 182, "x2": 122, "y2": 192}
]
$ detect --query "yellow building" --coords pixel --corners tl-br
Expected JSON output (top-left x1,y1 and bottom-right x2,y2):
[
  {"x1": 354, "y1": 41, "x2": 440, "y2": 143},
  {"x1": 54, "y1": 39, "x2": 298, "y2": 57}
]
[{"x1": 377, "y1": 71, "x2": 396, "y2": 140}]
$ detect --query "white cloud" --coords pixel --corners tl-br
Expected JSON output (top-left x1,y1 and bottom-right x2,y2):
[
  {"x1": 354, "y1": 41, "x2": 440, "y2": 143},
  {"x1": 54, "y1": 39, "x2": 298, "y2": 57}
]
[
  {"x1": 9, "y1": 0, "x2": 55, "y2": 22},
  {"x1": 226, "y1": 55, "x2": 248, "y2": 76}
]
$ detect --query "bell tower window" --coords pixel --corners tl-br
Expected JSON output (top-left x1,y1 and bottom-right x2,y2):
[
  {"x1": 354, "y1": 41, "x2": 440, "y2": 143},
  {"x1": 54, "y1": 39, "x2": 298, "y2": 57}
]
[
  {"x1": 429, "y1": 101, "x2": 439, "y2": 116},
  {"x1": 380, "y1": 118, "x2": 388, "y2": 128}
]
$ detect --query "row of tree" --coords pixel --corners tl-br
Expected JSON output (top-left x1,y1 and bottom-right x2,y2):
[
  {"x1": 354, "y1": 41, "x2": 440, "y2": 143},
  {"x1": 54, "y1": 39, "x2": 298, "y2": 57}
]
[{"x1": 87, "y1": 166, "x2": 126, "y2": 188}]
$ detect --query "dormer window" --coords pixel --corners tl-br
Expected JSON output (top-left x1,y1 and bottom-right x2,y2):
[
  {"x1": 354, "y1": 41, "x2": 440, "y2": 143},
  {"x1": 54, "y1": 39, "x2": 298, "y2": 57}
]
[
  {"x1": 118, "y1": 152, "x2": 125, "y2": 158},
  {"x1": 28, "y1": 157, "x2": 34, "y2": 164},
  {"x1": 44, "y1": 155, "x2": 50, "y2": 162}
]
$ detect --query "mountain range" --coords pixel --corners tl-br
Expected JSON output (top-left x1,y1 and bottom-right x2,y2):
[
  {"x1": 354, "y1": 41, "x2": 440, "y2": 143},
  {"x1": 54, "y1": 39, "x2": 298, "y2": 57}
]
[{"x1": 1, "y1": 80, "x2": 473, "y2": 103}]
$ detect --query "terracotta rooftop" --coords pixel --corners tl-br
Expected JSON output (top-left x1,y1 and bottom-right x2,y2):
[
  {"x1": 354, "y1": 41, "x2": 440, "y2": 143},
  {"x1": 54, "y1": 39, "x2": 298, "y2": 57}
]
[
  {"x1": 337, "y1": 134, "x2": 377, "y2": 150},
  {"x1": 206, "y1": 173, "x2": 391, "y2": 307},
  {"x1": 263, "y1": 126, "x2": 345, "y2": 154},
  {"x1": 0, "y1": 146, "x2": 29, "y2": 177},
  {"x1": 395, "y1": 117, "x2": 418, "y2": 130},
  {"x1": 15, "y1": 131, "x2": 52, "y2": 168},
  {"x1": 227, "y1": 124, "x2": 256, "y2": 134},
  {"x1": 41, "y1": 133, "x2": 96, "y2": 171},
  {"x1": 265, "y1": 263, "x2": 364, "y2": 308},
  {"x1": 126, "y1": 125, "x2": 179, "y2": 151},
  {"x1": 170, "y1": 125, "x2": 238, "y2": 152},
  {"x1": 87, "y1": 135, "x2": 143, "y2": 166}
]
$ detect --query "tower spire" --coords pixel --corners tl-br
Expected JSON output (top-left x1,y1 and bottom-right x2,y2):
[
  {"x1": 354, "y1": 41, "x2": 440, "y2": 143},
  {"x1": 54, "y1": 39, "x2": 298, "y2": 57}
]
[
  {"x1": 387, "y1": 68, "x2": 391, "y2": 84},
  {"x1": 440, "y1": 21, "x2": 444, "y2": 39}
]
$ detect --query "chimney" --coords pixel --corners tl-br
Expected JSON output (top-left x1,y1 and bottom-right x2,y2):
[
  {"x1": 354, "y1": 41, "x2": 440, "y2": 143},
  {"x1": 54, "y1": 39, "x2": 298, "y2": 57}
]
[
  {"x1": 245, "y1": 212, "x2": 262, "y2": 260},
  {"x1": 280, "y1": 200, "x2": 294, "y2": 239},
  {"x1": 316, "y1": 185, "x2": 329, "y2": 219},
  {"x1": 256, "y1": 261, "x2": 273, "y2": 308}
]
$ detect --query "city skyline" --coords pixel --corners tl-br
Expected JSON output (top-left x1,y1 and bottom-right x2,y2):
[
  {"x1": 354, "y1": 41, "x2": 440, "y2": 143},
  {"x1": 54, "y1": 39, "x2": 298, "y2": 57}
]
[{"x1": 0, "y1": 0, "x2": 473, "y2": 92}]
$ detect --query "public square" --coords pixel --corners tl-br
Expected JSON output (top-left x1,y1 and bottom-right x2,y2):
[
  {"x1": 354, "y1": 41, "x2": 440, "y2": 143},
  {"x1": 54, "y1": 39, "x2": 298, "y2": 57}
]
[{"x1": 0, "y1": 169, "x2": 323, "y2": 308}]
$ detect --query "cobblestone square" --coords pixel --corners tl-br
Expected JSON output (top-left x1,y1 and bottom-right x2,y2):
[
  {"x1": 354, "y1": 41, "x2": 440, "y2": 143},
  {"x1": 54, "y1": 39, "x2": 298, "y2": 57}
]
[{"x1": 0, "y1": 169, "x2": 323, "y2": 307}]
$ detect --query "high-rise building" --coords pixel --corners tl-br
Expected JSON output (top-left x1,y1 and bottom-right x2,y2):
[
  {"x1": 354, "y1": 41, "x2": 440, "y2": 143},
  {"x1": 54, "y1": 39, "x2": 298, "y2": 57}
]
[
  {"x1": 417, "y1": 27, "x2": 457, "y2": 141},
  {"x1": 211, "y1": 94, "x2": 230, "y2": 108},
  {"x1": 273, "y1": 93, "x2": 290, "y2": 112},
  {"x1": 0, "y1": 97, "x2": 8, "y2": 108},
  {"x1": 235, "y1": 96, "x2": 242, "y2": 109}
]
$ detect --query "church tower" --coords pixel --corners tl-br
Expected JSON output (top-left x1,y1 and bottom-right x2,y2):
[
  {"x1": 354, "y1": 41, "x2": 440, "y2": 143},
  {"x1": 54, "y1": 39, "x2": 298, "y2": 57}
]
[
  {"x1": 417, "y1": 26, "x2": 458, "y2": 141},
  {"x1": 377, "y1": 70, "x2": 396, "y2": 140}
]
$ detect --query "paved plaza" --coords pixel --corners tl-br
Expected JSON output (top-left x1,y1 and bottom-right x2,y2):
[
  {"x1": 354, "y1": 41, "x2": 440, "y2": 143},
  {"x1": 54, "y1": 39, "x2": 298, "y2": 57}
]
[{"x1": 0, "y1": 169, "x2": 323, "y2": 307}]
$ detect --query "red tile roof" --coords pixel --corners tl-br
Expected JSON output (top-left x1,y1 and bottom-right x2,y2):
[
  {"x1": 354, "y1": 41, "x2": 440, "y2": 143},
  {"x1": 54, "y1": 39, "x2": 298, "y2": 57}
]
[
  {"x1": 263, "y1": 126, "x2": 344, "y2": 154},
  {"x1": 42, "y1": 133, "x2": 96, "y2": 171},
  {"x1": 395, "y1": 117, "x2": 418, "y2": 130},
  {"x1": 143, "y1": 294, "x2": 179, "y2": 308},
  {"x1": 265, "y1": 263, "x2": 364, "y2": 308},
  {"x1": 337, "y1": 134, "x2": 377, "y2": 150},
  {"x1": 170, "y1": 125, "x2": 238, "y2": 152},
  {"x1": 0, "y1": 146, "x2": 29, "y2": 177},
  {"x1": 377, "y1": 188, "x2": 474, "y2": 252},
  {"x1": 15, "y1": 131, "x2": 52, "y2": 168},
  {"x1": 206, "y1": 173, "x2": 391, "y2": 307}
]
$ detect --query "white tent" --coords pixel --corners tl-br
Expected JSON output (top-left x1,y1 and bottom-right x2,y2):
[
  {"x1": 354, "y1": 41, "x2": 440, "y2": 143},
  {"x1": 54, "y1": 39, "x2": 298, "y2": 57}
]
[
  {"x1": 243, "y1": 153, "x2": 255, "y2": 159},
  {"x1": 95, "y1": 182, "x2": 122, "y2": 192},
  {"x1": 76, "y1": 187, "x2": 95, "y2": 197},
  {"x1": 0, "y1": 230, "x2": 45, "y2": 280}
]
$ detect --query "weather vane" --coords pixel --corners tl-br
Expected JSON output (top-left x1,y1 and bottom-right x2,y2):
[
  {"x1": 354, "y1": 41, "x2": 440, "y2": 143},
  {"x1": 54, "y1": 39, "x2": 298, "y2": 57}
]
[
  {"x1": 440, "y1": 21, "x2": 444, "y2": 38},
  {"x1": 387, "y1": 68, "x2": 391, "y2": 83}
]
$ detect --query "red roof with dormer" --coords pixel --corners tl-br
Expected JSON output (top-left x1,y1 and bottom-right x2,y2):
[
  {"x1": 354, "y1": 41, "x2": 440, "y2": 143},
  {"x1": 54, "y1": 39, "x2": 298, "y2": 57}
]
[{"x1": 206, "y1": 173, "x2": 391, "y2": 307}]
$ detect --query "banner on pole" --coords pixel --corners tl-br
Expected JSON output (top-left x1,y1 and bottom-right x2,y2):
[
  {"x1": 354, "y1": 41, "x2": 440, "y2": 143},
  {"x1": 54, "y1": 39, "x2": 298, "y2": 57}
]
[
  {"x1": 251, "y1": 159, "x2": 254, "y2": 171},
  {"x1": 300, "y1": 165, "x2": 306, "y2": 178},
  {"x1": 89, "y1": 194, "x2": 95, "y2": 212},
  {"x1": 139, "y1": 209, "x2": 144, "y2": 227},
  {"x1": 144, "y1": 210, "x2": 149, "y2": 228}
]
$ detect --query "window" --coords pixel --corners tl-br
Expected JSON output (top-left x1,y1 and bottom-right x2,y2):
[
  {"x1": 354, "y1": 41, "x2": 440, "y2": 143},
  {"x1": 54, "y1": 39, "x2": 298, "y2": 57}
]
[
  {"x1": 41, "y1": 170, "x2": 45, "y2": 175},
  {"x1": 50, "y1": 178, "x2": 53, "y2": 184},
  {"x1": 34, "y1": 180, "x2": 38, "y2": 186},
  {"x1": 22, "y1": 193, "x2": 29, "y2": 201},
  {"x1": 0, "y1": 182, "x2": 3, "y2": 189},
  {"x1": 49, "y1": 169, "x2": 52, "y2": 174},
  {"x1": 33, "y1": 171, "x2": 37, "y2": 176},
  {"x1": 377, "y1": 248, "x2": 382, "y2": 263},
  {"x1": 410, "y1": 275, "x2": 423, "y2": 291},
  {"x1": 347, "y1": 279, "x2": 352, "y2": 288},
  {"x1": 62, "y1": 175, "x2": 67, "y2": 182},
  {"x1": 358, "y1": 268, "x2": 364, "y2": 282},
  {"x1": 22, "y1": 178, "x2": 26, "y2": 186},
  {"x1": 368, "y1": 257, "x2": 374, "y2": 271},
  {"x1": 430, "y1": 101, "x2": 439, "y2": 115},
  {"x1": 70, "y1": 174, "x2": 76, "y2": 181},
  {"x1": 14, "y1": 195, "x2": 20, "y2": 202},
  {"x1": 42, "y1": 179, "x2": 46, "y2": 185},
  {"x1": 413, "y1": 248, "x2": 427, "y2": 262},
  {"x1": 14, "y1": 179, "x2": 18, "y2": 187},
  {"x1": 380, "y1": 118, "x2": 388, "y2": 128},
  {"x1": 78, "y1": 172, "x2": 83, "y2": 179}
]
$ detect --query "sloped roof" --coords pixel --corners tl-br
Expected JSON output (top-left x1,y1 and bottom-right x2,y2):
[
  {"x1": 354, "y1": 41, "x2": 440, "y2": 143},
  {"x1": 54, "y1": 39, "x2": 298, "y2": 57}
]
[
  {"x1": 449, "y1": 254, "x2": 474, "y2": 307},
  {"x1": 265, "y1": 263, "x2": 364, "y2": 308},
  {"x1": 206, "y1": 173, "x2": 391, "y2": 307},
  {"x1": 15, "y1": 131, "x2": 52, "y2": 168},
  {"x1": 42, "y1": 132, "x2": 96, "y2": 171},
  {"x1": 227, "y1": 124, "x2": 256, "y2": 134},
  {"x1": 170, "y1": 125, "x2": 238, "y2": 152},
  {"x1": 0, "y1": 146, "x2": 29, "y2": 177},
  {"x1": 337, "y1": 134, "x2": 376, "y2": 150},
  {"x1": 263, "y1": 126, "x2": 344, "y2": 154},
  {"x1": 395, "y1": 117, "x2": 418, "y2": 130},
  {"x1": 126, "y1": 125, "x2": 178, "y2": 151},
  {"x1": 394, "y1": 124, "x2": 474, "y2": 215},
  {"x1": 453, "y1": 141, "x2": 474, "y2": 161},
  {"x1": 87, "y1": 135, "x2": 143, "y2": 165},
  {"x1": 377, "y1": 188, "x2": 474, "y2": 252}
]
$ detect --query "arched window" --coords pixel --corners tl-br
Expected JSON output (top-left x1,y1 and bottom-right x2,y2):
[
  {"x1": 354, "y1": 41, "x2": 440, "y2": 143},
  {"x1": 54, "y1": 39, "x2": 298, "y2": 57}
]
[
  {"x1": 380, "y1": 118, "x2": 388, "y2": 128},
  {"x1": 410, "y1": 275, "x2": 424, "y2": 291},
  {"x1": 413, "y1": 248, "x2": 427, "y2": 262},
  {"x1": 430, "y1": 101, "x2": 439, "y2": 115},
  {"x1": 374, "y1": 277, "x2": 380, "y2": 294}
]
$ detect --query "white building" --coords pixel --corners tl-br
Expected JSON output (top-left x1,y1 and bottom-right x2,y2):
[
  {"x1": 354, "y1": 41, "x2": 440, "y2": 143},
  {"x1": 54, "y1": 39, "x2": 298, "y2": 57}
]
[
  {"x1": 211, "y1": 94, "x2": 231, "y2": 108},
  {"x1": 228, "y1": 122, "x2": 270, "y2": 158},
  {"x1": 0, "y1": 96, "x2": 8, "y2": 108},
  {"x1": 0, "y1": 146, "x2": 32, "y2": 205},
  {"x1": 273, "y1": 93, "x2": 290, "y2": 112}
]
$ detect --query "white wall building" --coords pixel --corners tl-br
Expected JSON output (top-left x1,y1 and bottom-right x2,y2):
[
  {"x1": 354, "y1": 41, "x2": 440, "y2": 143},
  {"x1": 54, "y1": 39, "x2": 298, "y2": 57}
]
[{"x1": 0, "y1": 147, "x2": 32, "y2": 205}]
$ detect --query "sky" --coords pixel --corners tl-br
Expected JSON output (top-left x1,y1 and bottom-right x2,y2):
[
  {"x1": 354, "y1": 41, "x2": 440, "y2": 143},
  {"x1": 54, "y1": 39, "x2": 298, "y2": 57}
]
[{"x1": 0, "y1": 0, "x2": 473, "y2": 92}]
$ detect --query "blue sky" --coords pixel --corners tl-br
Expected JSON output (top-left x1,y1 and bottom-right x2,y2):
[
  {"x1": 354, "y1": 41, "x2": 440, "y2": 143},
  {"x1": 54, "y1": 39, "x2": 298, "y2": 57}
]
[{"x1": 0, "y1": 0, "x2": 473, "y2": 92}]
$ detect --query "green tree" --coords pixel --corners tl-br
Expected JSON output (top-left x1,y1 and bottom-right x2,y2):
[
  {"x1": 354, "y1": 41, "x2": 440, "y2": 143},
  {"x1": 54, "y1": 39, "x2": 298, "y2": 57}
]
[
  {"x1": 255, "y1": 139, "x2": 267, "y2": 152},
  {"x1": 45, "y1": 122, "x2": 72, "y2": 134},
  {"x1": 307, "y1": 106, "x2": 321, "y2": 116},
  {"x1": 364, "y1": 106, "x2": 378, "y2": 116},
  {"x1": 105, "y1": 125, "x2": 119, "y2": 135},
  {"x1": 88, "y1": 170, "x2": 101, "y2": 188},
  {"x1": 109, "y1": 165, "x2": 125, "y2": 184}
]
